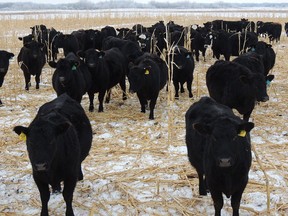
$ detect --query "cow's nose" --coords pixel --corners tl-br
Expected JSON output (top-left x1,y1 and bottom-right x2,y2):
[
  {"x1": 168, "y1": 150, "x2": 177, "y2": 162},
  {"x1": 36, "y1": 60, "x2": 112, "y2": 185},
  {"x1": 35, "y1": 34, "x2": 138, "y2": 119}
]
[
  {"x1": 261, "y1": 96, "x2": 269, "y2": 102},
  {"x1": 218, "y1": 158, "x2": 232, "y2": 167},
  {"x1": 59, "y1": 77, "x2": 65, "y2": 82},
  {"x1": 34, "y1": 163, "x2": 48, "y2": 171}
]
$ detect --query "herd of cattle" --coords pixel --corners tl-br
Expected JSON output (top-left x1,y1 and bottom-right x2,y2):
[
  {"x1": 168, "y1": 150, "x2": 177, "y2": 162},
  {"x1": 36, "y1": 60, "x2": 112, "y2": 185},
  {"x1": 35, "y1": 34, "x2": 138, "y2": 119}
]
[{"x1": 0, "y1": 17, "x2": 285, "y2": 215}]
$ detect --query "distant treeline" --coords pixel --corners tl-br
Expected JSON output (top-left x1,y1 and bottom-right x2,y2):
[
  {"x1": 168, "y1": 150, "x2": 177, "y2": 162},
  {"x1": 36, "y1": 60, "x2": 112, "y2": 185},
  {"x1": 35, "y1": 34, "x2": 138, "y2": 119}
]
[{"x1": 0, "y1": 0, "x2": 288, "y2": 11}]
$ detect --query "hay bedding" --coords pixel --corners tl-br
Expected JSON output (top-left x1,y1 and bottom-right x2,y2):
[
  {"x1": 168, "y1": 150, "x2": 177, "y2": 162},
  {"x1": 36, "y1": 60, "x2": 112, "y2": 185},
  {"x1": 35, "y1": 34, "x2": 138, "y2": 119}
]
[{"x1": 0, "y1": 10, "x2": 288, "y2": 216}]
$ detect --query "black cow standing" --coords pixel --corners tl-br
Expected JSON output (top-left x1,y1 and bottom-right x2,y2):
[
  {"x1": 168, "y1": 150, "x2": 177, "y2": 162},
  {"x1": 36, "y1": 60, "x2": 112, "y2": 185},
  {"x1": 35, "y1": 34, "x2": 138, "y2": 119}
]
[
  {"x1": 128, "y1": 55, "x2": 167, "y2": 120},
  {"x1": 171, "y1": 46, "x2": 195, "y2": 99},
  {"x1": 17, "y1": 41, "x2": 46, "y2": 90},
  {"x1": 185, "y1": 96, "x2": 254, "y2": 216},
  {"x1": 78, "y1": 47, "x2": 127, "y2": 112},
  {"x1": 250, "y1": 41, "x2": 276, "y2": 77},
  {"x1": 190, "y1": 25, "x2": 209, "y2": 61},
  {"x1": 52, "y1": 33, "x2": 80, "y2": 57},
  {"x1": 13, "y1": 93, "x2": 93, "y2": 216},
  {"x1": 206, "y1": 60, "x2": 267, "y2": 121},
  {"x1": 285, "y1": 22, "x2": 288, "y2": 37},
  {"x1": 0, "y1": 50, "x2": 14, "y2": 105},
  {"x1": 102, "y1": 36, "x2": 143, "y2": 69},
  {"x1": 49, "y1": 52, "x2": 91, "y2": 103},
  {"x1": 233, "y1": 51, "x2": 274, "y2": 101}
]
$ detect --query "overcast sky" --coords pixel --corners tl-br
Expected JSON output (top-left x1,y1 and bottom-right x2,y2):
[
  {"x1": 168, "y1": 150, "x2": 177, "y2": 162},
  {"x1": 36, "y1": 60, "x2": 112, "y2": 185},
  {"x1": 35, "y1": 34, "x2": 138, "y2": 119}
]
[{"x1": 0, "y1": 0, "x2": 287, "y2": 4}]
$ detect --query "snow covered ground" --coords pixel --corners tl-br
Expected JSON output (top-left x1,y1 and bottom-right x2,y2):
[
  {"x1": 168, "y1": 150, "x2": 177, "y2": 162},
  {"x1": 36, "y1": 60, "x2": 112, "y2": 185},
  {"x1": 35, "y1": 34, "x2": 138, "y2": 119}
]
[{"x1": 0, "y1": 9, "x2": 287, "y2": 216}]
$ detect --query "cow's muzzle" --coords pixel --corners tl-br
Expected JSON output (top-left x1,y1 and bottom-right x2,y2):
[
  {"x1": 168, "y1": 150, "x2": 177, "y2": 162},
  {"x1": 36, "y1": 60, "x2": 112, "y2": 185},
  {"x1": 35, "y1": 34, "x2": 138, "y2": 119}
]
[
  {"x1": 218, "y1": 157, "x2": 233, "y2": 168},
  {"x1": 34, "y1": 162, "x2": 48, "y2": 171},
  {"x1": 260, "y1": 96, "x2": 269, "y2": 102}
]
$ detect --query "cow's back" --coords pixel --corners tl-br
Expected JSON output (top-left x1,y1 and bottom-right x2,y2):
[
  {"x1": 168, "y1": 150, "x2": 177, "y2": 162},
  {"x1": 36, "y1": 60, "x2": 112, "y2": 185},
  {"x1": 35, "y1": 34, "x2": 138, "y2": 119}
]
[{"x1": 37, "y1": 93, "x2": 92, "y2": 160}]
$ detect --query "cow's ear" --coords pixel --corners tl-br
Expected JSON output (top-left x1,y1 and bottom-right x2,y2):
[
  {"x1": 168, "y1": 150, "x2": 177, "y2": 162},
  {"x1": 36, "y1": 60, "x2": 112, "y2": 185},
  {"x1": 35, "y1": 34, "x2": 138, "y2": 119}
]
[
  {"x1": 48, "y1": 61, "x2": 57, "y2": 68},
  {"x1": 18, "y1": 37, "x2": 23, "y2": 41},
  {"x1": 8, "y1": 52, "x2": 15, "y2": 59},
  {"x1": 185, "y1": 52, "x2": 192, "y2": 58},
  {"x1": 13, "y1": 126, "x2": 29, "y2": 141},
  {"x1": 237, "y1": 122, "x2": 254, "y2": 137},
  {"x1": 193, "y1": 123, "x2": 211, "y2": 135},
  {"x1": 77, "y1": 50, "x2": 85, "y2": 59},
  {"x1": 99, "y1": 51, "x2": 105, "y2": 59},
  {"x1": 266, "y1": 74, "x2": 274, "y2": 82}
]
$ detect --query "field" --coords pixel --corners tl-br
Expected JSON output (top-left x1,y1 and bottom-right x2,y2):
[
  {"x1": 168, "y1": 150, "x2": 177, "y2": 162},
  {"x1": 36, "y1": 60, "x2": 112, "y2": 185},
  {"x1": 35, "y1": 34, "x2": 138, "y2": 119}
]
[{"x1": 0, "y1": 9, "x2": 287, "y2": 216}]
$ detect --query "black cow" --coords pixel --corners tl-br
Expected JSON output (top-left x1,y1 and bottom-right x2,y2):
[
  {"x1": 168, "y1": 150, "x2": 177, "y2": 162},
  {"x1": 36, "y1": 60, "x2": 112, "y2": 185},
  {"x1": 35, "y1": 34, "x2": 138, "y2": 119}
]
[
  {"x1": 171, "y1": 46, "x2": 195, "y2": 98},
  {"x1": 190, "y1": 25, "x2": 209, "y2": 61},
  {"x1": 185, "y1": 96, "x2": 254, "y2": 216},
  {"x1": 17, "y1": 41, "x2": 46, "y2": 90},
  {"x1": 13, "y1": 93, "x2": 92, "y2": 216},
  {"x1": 250, "y1": 41, "x2": 276, "y2": 77},
  {"x1": 49, "y1": 52, "x2": 91, "y2": 103},
  {"x1": 257, "y1": 21, "x2": 282, "y2": 42},
  {"x1": 206, "y1": 30, "x2": 258, "y2": 61},
  {"x1": 46, "y1": 27, "x2": 60, "y2": 62},
  {"x1": 52, "y1": 33, "x2": 80, "y2": 57},
  {"x1": 233, "y1": 51, "x2": 274, "y2": 100},
  {"x1": 137, "y1": 32, "x2": 153, "y2": 53},
  {"x1": 102, "y1": 36, "x2": 143, "y2": 64},
  {"x1": 211, "y1": 19, "x2": 255, "y2": 32},
  {"x1": 285, "y1": 22, "x2": 288, "y2": 37},
  {"x1": 18, "y1": 34, "x2": 33, "y2": 45},
  {"x1": 78, "y1": 48, "x2": 127, "y2": 112},
  {"x1": 128, "y1": 55, "x2": 167, "y2": 120},
  {"x1": 206, "y1": 60, "x2": 267, "y2": 121},
  {"x1": 0, "y1": 50, "x2": 14, "y2": 105}
]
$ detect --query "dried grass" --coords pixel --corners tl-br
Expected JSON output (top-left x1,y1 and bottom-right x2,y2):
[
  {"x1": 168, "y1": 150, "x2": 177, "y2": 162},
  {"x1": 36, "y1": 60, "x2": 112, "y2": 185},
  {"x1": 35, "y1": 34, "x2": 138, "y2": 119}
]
[{"x1": 0, "y1": 9, "x2": 287, "y2": 216}]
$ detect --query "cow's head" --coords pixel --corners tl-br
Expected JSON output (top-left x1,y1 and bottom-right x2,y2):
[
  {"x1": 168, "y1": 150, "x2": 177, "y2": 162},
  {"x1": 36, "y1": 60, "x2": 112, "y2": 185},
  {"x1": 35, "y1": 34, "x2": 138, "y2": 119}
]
[
  {"x1": 171, "y1": 46, "x2": 192, "y2": 70},
  {"x1": 13, "y1": 115, "x2": 71, "y2": 172},
  {"x1": 128, "y1": 62, "x2": 151, "y2": 93},
  {"x1": 24, "y1": 41, "x2": 45, "y2": 59},
  {"x1": 49, "y1": 56, "x2": 79, "y2": 85},
  {"x1": 0, "y1": 51, "x2": 14, "y2": 87},
  {"x1": 78, "y1": 49, "x2": 104, "y2": 68},
  {"x1": 193, "y1": 117, "x2": 254, "y2": 168}
]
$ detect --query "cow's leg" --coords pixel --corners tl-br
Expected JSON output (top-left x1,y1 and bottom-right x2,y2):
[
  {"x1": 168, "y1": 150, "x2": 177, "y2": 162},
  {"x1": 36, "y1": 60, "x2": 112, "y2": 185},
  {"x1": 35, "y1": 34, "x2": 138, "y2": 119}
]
[
  {"x1": 243, "y1": 110, "x2": 252, "y2": 122},
  {"x1": 98, "y1": 90, "x2": 105, "y2": 112},
  {"x1": 180, "y1": 82, "x2": 185, "y2": 93},
  {"x1": 137, "y1": 93, "x2": 146, "y2": 113},
  {"x1": 24, "y1": 72, "x2": 31, "y2": 91},
  {"x1": 34, "y1": 177, "x2": 50, "y2": 216},
  {"x1": 173, "y1": 80, "x2": 180, "y2": 99},
  {"x1": 194, "y1": 166, "x2": 207, "y2": 195},
  {"x1": 88, "y1": 92, "x2": 94, "y2": 112},
  {"x1": 78, "y1": 166, "x2": 83, "y2": 181},
  {"x1": 119, "y1": 78, "x2": 127, "y2": 100},
  {"x1": 35, "y1": 74, "x2": 40, "y2": 89},
  {"x1": 186, "y1": 79, "x2": 193, "y2": 98},
  {"x1": 105, "y1": 89, "x2": 111, "y2": 103},
  {"x1": 202, "y1": 49, "x2": 206, "y2": 61},
  {"x1": 195, "y1": 49, "x2": 200, "y2": 61},
  {"x1": 149, "y1": 96, "x2": 158, "y2": 120},
  {"x1": 231, "y1": 190, "x2": 244, "y2": 216},
  {"x1": 63, "y1": 178, "x2": 77, "y2": 216},
  {"x1": 210, "y1": 190, "x2": 223, "y2": 216}
]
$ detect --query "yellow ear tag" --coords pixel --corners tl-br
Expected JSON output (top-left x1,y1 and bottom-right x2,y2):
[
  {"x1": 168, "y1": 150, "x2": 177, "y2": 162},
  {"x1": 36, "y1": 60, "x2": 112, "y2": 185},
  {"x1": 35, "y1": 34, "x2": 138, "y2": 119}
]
[
  {"x1": 238, "y1": 130, "x2": 246, "y2": 137},
  {"x1": 145, "y1": 69, "x2": 150, "y2": 75},
  {"x1": 19, "y1": 132, "x2": 27, "y2": 141}
]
